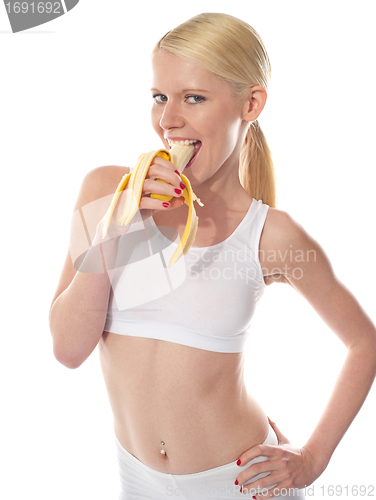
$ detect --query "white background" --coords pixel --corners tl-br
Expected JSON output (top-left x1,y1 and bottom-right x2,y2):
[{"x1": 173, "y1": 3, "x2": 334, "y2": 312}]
[{"x1": 1, "y1": 1, "x2": 375, "y2": 499}]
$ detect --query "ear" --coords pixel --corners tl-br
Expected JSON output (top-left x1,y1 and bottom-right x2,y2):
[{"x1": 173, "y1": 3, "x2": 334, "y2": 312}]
[{"x1": 241, "y1": 85, "x2": 267, "y2": 122}]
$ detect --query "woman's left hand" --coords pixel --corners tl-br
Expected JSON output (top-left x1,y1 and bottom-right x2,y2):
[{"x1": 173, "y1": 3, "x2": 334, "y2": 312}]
[{"x1": 234, "y1": 418, "x2": 322, "y2": 498}]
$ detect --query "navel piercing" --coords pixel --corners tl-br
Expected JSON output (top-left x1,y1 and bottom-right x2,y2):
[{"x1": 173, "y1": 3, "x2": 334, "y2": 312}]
[{"x1": 160, "y1": 441, "x2": 166, "y2": 455}]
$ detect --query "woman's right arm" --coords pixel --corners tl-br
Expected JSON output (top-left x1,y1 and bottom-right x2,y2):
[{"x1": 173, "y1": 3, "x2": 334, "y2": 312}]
[
  {"x1": 49, "y1": 157, "x2": 185, "y2": 369},
  {"x1": 49, "y1": 165, "x2": 130, "y2": 369}
]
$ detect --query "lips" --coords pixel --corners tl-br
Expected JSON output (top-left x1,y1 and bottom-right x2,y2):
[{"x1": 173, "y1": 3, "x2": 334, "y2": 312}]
[{"x1": 185, "y1": 141, "x2": 201, "y2": 168}]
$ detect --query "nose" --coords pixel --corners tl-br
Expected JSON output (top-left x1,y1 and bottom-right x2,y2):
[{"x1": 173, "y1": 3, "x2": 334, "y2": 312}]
[{"x1": 159, "y1": 99, "x2": 185, "y2": 131}]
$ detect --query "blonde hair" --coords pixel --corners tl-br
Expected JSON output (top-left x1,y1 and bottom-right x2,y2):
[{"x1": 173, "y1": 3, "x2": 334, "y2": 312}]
[{"x1": 152, "y1": 12, "x2": 277, "y2": 208}]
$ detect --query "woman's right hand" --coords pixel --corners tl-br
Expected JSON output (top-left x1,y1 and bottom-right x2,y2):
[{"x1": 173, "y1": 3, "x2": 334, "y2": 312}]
[
  {"x1": 138, "y1": 154, "x2": 186, "y2": 215},
  {"x1": 93, "y1": 156, "x2": 186, "y2": 244}
]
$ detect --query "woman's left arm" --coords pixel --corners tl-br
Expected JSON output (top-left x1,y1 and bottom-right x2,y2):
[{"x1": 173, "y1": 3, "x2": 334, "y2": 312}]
[{"x1": 236, "y1": 210, "x2": 376, "y2": 496}]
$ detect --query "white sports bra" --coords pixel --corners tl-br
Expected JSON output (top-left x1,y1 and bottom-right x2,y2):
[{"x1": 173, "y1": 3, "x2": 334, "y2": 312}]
[{"x1": 104, "y1": 198, "x2": 269, "y2": 353}]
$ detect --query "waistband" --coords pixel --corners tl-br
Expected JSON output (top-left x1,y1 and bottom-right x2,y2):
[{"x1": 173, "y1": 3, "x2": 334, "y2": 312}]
[{"x1": 115, "y1": 423, "x2": 277, "y2": 479}]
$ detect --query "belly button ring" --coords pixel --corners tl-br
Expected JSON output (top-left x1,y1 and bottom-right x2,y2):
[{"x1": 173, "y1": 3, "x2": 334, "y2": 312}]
[{"x1": 160, "y1": 441, "x2": 166, "y2": 455}]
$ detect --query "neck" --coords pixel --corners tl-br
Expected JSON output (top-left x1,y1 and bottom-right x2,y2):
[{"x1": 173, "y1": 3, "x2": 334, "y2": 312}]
[{"x1": 188, "y1": 158, "x2": 248, "y2": 212}]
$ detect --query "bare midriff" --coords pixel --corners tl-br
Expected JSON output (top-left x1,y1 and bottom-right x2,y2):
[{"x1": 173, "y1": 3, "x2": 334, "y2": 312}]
[{"x1": 98, "y1": 332, "x2": 269, "y2": 474}]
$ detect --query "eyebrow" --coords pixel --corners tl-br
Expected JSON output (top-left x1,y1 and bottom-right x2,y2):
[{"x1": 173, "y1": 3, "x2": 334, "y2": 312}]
[{"x1": 150, "y1": 88, "x2": 211, "y2": 93}]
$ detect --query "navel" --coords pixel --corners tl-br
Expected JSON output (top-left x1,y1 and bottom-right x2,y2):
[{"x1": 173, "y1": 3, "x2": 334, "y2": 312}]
[{"x1": 160, "y1": 441, "x2": 167, "y2": 457}]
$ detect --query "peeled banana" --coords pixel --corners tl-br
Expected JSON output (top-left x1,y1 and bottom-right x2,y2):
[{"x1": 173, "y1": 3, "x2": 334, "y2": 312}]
[
  {"x1": 101, "y1": 144, "x2": 204, "y2": 267},
  {"x1": 149, "y1": 144, "x2": 197, "y2": 202}
]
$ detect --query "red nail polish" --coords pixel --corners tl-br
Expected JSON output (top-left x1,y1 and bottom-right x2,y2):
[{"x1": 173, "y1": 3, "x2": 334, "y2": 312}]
[
  {"x1": 175, "y1": 188, "x2": 182, "y2": 194},
  {"x1": 175, "y1": 170, "x2": 180, "y2": 175},
  {"x1": 253, "y1": 496, "x2": 257, "y2": 499},
  {"x1": 234, "y1": 480, "x2": 238, "y2": 485},
  {"x1": 162, "y1": 202, "x2": 169, "y2": 208},
  {"x1": 236, "y1": 459, "x2": 241, "y2": 466},
  {"x1": 180, "y1": 182, "x2": 186, "y2": 190},
  {"x1": 240, "y1": 486, "x2": 243, "y2": 493}
]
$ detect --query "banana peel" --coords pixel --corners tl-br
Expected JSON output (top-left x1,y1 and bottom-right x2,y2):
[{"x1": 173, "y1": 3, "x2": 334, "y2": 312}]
[{"x1": 101, "y1": 146, "x2": 203, "y2": 267}]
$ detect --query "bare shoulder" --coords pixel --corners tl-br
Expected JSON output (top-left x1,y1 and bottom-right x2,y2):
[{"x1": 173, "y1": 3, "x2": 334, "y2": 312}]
[
  {"x1": 262, "y1": 206, "x2": 322, "y2": 253},
  {"x1": 261, "y1": 206, "x2": 294, "y2": 243},
  {"x1": 260, "y1": 206, "x2": 331, "y2": 286},
  {"x1": 49, "y1": 165, "x2": 130, "y2": 310},
  {"x1": 74, "y1": 164, "x2": 130, "y2": 211}
]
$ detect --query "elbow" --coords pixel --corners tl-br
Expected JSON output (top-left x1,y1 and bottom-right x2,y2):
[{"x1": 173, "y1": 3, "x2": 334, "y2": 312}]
[
  {"x1": 348, "y1": 325, "x2": 376, "y2": 352},
  {"x1": 52, "y1": 340, "x2": 86, "y2": 370},
  {"x1": 49, "y1": 314, "x2": 100, "y2": 369},
  {"x1": 50, "y1": 318, "x2": 91, "y2": 369},
  {"x1": 347, "y1": 331, "x2": 376, "y2": 370}
]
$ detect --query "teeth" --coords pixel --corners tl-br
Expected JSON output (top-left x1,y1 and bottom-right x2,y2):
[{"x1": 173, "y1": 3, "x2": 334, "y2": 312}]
[{"x1": 168, "y1": 139, "x2": 198, "y2": 147}]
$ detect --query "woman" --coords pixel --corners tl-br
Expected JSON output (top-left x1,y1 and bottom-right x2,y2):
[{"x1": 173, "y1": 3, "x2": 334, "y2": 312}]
[{"x1": 49, "y1": 12, "x2": 376, "y2": 500}]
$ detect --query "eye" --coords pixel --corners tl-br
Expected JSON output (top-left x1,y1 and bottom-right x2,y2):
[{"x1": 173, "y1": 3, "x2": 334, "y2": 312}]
[
  {"x1": 152, "y1": 94, "x2": 206, "y2": 104},
  {"x1": 152, "y1": 94, "x2": 167, "y2": 103},
  {"x1": 186, "y1": 95, "x2": 206, "y2": 104}
]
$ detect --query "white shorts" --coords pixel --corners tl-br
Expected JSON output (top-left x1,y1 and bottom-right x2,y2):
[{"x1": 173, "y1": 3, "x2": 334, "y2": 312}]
[{"x1": 115, "y1": 424, "x2": 306, "y2": 499}]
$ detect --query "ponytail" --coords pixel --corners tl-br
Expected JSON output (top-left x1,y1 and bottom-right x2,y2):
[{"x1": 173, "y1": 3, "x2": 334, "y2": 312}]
[{"x1": 239, "y1": 120, "x2": 277, "y2": 208}]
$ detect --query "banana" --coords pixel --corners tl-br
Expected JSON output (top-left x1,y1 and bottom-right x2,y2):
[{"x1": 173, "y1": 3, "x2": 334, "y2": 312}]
[
  {"x1": 149, "y1": 143, "x2": 197, "y2": 201},
  {"x1": 101, "y1": 145, "x2": 204, "y2": 267}
]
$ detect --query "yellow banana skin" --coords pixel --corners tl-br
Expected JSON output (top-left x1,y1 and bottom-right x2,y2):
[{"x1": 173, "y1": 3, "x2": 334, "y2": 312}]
[
  {"x1": 172, "y1": 171, "x2": 199, "y2": 267},
  {"x1": 101, "y1": 147, "x2": 203, "y2": 267}
]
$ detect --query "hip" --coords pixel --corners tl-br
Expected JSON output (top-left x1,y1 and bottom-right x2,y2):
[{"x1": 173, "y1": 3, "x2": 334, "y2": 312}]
[{"x1": 115, "y1": 423, "x2": 306, "y2": 499}]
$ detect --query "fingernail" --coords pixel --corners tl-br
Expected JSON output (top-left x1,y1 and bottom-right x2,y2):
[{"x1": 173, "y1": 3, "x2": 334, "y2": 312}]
[
  {"x1": 180, "y1": 181, "x2": 186, "y2": 190},
  {"x1": 162, "y1": 202, "x2": 169, "y2": 208},
  {"x1": 175, "y1": 170, "x2": 180, "y2": 175},
  {"x1": 240, "y1": 487, "x2": 242, "y2": 493},
  {"x1": 253, "y1": 496, "x2": 257, "y2": 499},
  {"x1": 236, "y1": 459, "x2": 241, "y2": 466},
  {"x1": 234, "y1": 480, "x2": 238, "y2": 485},
  {"x1": 175, "y1": 188, "x2": 182, "y2": 195}
]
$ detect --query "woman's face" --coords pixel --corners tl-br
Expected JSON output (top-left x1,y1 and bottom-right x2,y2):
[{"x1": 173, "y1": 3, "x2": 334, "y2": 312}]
[{"x1": 150, "y1": 49, "x2": 248, "y2": 184}]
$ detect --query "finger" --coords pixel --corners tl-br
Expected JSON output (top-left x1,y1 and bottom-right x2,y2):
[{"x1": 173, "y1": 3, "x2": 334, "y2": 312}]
[
  {"x1": 139, "y1": 193, "x2": 184, "y2": 212},
  {"x1": 237, "y1": 443, "x2": 278, "y2": 467},
  {"x1": 236, "y1": 459, "x2": 280, "y2": 487},
  {"x1": 150, "y1": 155, "x2": 179, "y2": 178},
  {"x1": 143, "y1": 178, "x2": 184, "y2": 199},
  {"x1": 148, "y1": 160, "x2": 184, "y2": 189},
  {"x1": 241, "y1": 471, "x2": 285, "y2": 497},
  {"x1": 152, "y1": 155, "x2": 175, "y2": 169}
]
